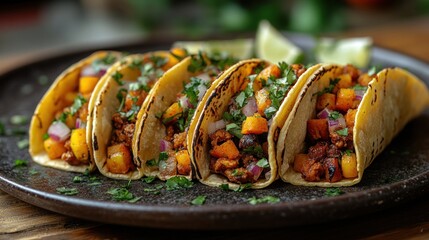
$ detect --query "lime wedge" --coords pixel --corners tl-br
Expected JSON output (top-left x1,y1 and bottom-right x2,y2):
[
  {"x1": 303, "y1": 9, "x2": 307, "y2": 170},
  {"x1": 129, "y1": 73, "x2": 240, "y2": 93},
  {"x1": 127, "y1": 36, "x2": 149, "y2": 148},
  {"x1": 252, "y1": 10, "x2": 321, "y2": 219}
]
[
  {"x1": 256, "y1": 20, "x2": 303, "y2": 64},
  {"x1": 172, "y1": 39, "x2": 254, "y2": 60},
  {"x1": 315, "y1": 37, "x2": 373, "y2": 68}
]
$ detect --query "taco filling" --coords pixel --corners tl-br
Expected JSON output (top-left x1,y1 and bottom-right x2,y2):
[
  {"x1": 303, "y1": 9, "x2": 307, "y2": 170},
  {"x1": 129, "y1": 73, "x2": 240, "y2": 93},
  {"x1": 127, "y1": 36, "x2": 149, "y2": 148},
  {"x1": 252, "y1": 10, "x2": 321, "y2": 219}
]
[
  {"x1": 293, "y1": 64, "x2": 375, "y2": 182},
  {"x1": 208, "y1": 62, "x2": 307, "y2": 184},
  {"x1": 154, "y1": 52, "x2": 238, "y2": 179},
  {"x1": 43, "y1": 53, "x2": 119, "y2": 166},
  {"x1": 106, "y1": 53, "x2": 182, "y2": 174}
]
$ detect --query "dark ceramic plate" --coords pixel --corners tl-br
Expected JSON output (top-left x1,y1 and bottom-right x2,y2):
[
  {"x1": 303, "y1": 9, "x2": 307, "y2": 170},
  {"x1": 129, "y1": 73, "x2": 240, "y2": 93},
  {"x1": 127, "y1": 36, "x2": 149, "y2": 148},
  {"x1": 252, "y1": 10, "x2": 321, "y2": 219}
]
[{"x1": 0, "y1": 34, "x2": 428, "y2": 230}]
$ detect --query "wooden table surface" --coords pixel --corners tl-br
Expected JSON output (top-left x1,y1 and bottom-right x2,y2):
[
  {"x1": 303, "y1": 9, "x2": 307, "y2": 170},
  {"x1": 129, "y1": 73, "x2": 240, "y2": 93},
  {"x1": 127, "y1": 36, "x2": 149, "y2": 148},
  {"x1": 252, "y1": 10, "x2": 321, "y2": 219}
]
[{"x1": 1, "y1": 17, "x2": 429, "y2": 240}]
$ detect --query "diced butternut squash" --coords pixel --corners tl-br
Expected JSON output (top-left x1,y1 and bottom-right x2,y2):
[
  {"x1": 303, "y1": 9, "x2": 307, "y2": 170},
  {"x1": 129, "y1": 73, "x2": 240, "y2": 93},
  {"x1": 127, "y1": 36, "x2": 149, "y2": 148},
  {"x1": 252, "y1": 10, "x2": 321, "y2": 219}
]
[
  {"x1": 343, "y1": 64, "x2": 361, "y2": 81},
  {"x1": 106, "y1": 143, "x2": 133, "y2": 174},
  {"x1": 294, "y1": 154, "x2": 309, "y2": 173},
  {"x1": 341, "y1": 153, "x2": 358, "y2": 178},
  {"x1": 70, "y1": 128, "x2": 89, "y2": 162},
  {"x1": 241, "y1": 114, "x2": 268, "y2": 135},
  {"x1": 124, "y1": 90, "x2": 147, "y2": 112},
  {"x1": 209, "y1": 140, "x2": 240, "y2": 159},
  {"x1": 254, "y1": 64, "x2": 281, "y2": 91},
  {"x1": 44, "y1": 137, "x2": 67, "y2": 159},
  {"x1": 65, "y1": 113, "x2": 77, "y2": 129},
  {"x1": 64, "y1": 92, "x2": 78, "y2": 106},
  {"x1": 79, "y1": 76, "x2": 99, "y2": 95},
  {"x1": 162, "y1": 102, "x2": 183, "y2": 124},
  {"x1": 333, "y1": 74, "x2": 352, "y2": 93},
  {"x1": 336, "y1": 88, "x2": 356, "y2": 112},
  {"x1": 316, "y1": 93, "x2": 336, "y2": 111},
  {"x1": 255, "y1": 88, "x2": 272, "y2": 116},
  {"x1": 358, "y1": 73, "x2": 372, "y2": 86},
  {"x1": 175, "y1": 150, "x2": 191, "y2": 175},
  {"x1": 345, "y1": 109, "x2": 357, "y2": 128},
  {"x1": 307, "y1": 119, "x2": 329, "y2": 141}
]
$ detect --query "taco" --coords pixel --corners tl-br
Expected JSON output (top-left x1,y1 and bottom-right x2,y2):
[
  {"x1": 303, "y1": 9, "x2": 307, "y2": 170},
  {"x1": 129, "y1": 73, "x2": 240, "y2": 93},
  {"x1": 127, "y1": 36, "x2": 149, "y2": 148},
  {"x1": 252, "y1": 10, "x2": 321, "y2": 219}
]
[
  {"x1": 191, "y1": 60, "x2": 322, "y2": 189},
  {"x1": 277, "y1": 64, "x2": 429, "y2": 187},
  {"x1": 134, "y1": 52, "x2": 238, "y2": 180},
  {"x1": 91, "y1": 49, "x2": 185, "y2": 180},
  {"x1": 29, "y1": 51, "x2": 123, "y2": 173}
]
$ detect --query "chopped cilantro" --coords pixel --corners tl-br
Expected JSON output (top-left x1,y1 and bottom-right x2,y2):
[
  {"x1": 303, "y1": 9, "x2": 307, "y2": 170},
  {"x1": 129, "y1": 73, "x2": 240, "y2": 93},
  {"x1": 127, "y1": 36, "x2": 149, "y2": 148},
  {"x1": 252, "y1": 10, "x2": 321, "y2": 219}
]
[
  {"x1": 219, "y1": 184, "x2": 230, "y2": 191},
  {"x1": 14, "y1": 159, "x2": 27, "y2": 168},
  {"x1": 243, "y1": 146, "x2": 265, "y2": 159},
  {"x1": 226, "y1": 123, "x2": 243, "y2": 138},
  {"x1": 206, "y1": 51, "x2": 238, "y2": 71},
  {"x1": 328, "y1": 111, "x2": 341, "y2": 120},
  {"x1": 116, "y1": 88, "x2": 127, "y2": 111},
  {"x1": 129, "y1": 59, "x2": 142, "y2": 69},
  {"x1": 57, "y1": 112, "x2": 68, "y2": 123},
  {"x1": 191, "y1": 195, "x2": 206, "y2": 205},
  {"x1": 120, "y1": 105, "x2": 140, "y2": 121},
  {"x1": 231, "y1": 169, "x2": 243, "y2": 176},
  {"x1": 264, "y1": 106, "x2": 277, "y2": 119},
  {"x1": 56, "y1": 187, "x2": 78, "y2": 196},
  {"x1": 159, "y1": 151, "x2": 169, "y2": 161},
  {"x1": 235, "y1": 183, "x2": 252, "y2": 192},
  {"x1": 318, "y1": 78, "x2": 340, "y2": 96},
  {"x1": 146, "y1": 159, "x2": 157, "y2": 167},
  {"x1": 235, "y1": 92, "x2": 247, "y2": 108},
  {"x1": 188, "y1": 52, "x2": 207, "y2": 73},
  {"x1": 42, "y1": 133, "x2": 50, "y2": 140},
  {"x1": 112, "y1": 71, "x2": 124, "y2": 85},
  {"x1": 336, "y1": 128, "x2": 348, "y2": 136},
  {"x1": 256, "y1": 158, "x2": 269, "y2": 168},
  {"x1": 70, "y1": 96, "x2": 87, "y2": 116},
  {"x1": 222, "y1": 109, "x2": 245, "y2": 124},
  {"x1": 107, "y1": 181, "x2": 141, "y2": 202},
  {"x1": 352, "y1": 84, "x2": 368, "y2": 91},
  {"x1": 248, "y1": 196, "x2": 280, "y2": 205},
  {"x1": 343, "y1": 150, "x2": 353, "y2": 156},
  {"x1": 73, "y1": 176, "x2": 83, "y2": 183},
  {"x1": 100, "y1": 53, "x2": 117, "y2": 65},
  {"x1": 367, "y1": 65, "x2": 381, "y2": 76},
  {"x1": 17, "y1": 138, "x2": 29, "y2": 149},
  {"x1": 28, "y1": 169, "x2": 39, "y2": 175},
  {"x1": 10, "y1": 115, "x2": 28, "y2": 125},
  {"x1": 142, "y1": 176, "x2": 156, "y2": 183},
  {"x1": 165, "y1": 176, "x2": 193, "y2": 190},
  {"x1": 144, "y1": 184, "x2": 163, "y2": 194},
  {"x1": 325, "y1": 187, "x2": 344, "y2": 197},
  {"x1": 150, "y1": 55, "x2": 168, "y2": 68}
]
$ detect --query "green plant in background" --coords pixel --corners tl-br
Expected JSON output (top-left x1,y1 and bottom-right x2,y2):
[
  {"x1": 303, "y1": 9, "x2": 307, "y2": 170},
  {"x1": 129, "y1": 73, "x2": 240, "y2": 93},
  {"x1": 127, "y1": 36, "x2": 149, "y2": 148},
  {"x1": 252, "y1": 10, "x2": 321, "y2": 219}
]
[{"x1": 150, "y1": 0, "x2": 345, "y2": 35}]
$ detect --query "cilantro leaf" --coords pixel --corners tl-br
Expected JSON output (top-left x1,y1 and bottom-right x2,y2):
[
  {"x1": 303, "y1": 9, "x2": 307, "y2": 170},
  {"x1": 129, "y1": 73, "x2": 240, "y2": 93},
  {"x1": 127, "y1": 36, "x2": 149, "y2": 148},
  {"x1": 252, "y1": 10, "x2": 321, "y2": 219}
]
[
  {"x1": 248, "y1": 196, "x2": 280, "y2": 205},
  {"x1": 235, "y1": 183, "x2": 252, "y2": 192},
  {"x1": 14, "y1": 159, "x2": 27, "y2": 168},
  {"x1": 112, "y1": 71, "x2": 124, "y2": 85},
  {"x1": 10, "y1": 115, "x2": 28, "y2": 125},
  {"x1": 328, "y1": 111, "x2": 341, "y2": 120},
  {"x1": 226, "y1": 123, "x2": 243, "y2": 138},
  {"x1": 336, "y1": 128, "x2": 348, "y2": 136},
  {"x1": 243, "y1": 146, "x2": 265, "y2": 159},
  {"x1": 165, "y1": 176, "x2": 193, "y2": 190},
  {"x1": 107, "y1": 181, "x2": 141, "y2": 202},
  {"x1": 191, "y1": 195, "x2": 206, "y2": 205},
  {"x1": 142, "y1": 176, "x2": 156, "y2": 183},
  {"x1": 17, "y1": 138, "x2": 29, "y2": 149},
  {"x1": 56, "y1": 187, "x2": 78, "y2": 196},
  {"x1": 70, "y1": 96, "x2": 87, "y2": 116},
  {"x1": 256, "y1": 158, "x2": 269, "y2": 168},
  {"x1": 325, "y1": 187, "x2": 344, "y2": 197},
  {"x1": 219, "y1": 184, "x2": 230, "y2": 191}
]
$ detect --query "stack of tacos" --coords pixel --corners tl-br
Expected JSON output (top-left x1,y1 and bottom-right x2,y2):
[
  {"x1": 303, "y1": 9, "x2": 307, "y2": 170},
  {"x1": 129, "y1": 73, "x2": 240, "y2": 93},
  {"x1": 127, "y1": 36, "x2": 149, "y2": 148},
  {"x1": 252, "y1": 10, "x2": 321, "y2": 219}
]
[{"x1": 29, "y1": 51, "x2": 123, "y2": 173}]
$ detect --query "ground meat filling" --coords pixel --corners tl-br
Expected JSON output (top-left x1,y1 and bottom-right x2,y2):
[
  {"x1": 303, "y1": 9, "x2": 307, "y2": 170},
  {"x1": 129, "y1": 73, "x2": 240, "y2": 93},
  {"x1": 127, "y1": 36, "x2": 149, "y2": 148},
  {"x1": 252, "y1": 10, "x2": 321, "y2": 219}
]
[
  {"x1": 295, "y1": 64, "x2": 373, "y2": 182},
  {"x1": 110, "y1": 113, "x2": 135, "y2": 148}
]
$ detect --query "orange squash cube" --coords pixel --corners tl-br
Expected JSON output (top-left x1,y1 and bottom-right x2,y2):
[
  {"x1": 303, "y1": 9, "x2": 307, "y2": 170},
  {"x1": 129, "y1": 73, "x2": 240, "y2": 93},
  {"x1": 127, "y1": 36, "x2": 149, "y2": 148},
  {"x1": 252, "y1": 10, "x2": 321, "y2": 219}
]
[
  {"x1": 162, "y1": 102, "x2": 183, "y2": 124},
  {"x1": 70, "y1": 129, "x2": 89, "y2": 162},
  {"x1": 254, "y1": 64, "x2": 281, "y2": 91},
  {"x1": 341, "y1": 153, "x2": 358, "y2": 178},
  {"x1": 106, "y1": 143, "x2": 133, "y2": 174},
  {"x1": 307, "y1": 119, "x2": 329, "y2": 141},
  {"x1": 316, "y1": 93, "x2": 336, "y2": 111},
  {"x1": 79, "y1": 76, "x2": 99, "y2": 95},
  {"x1": 345, "y1": 109, "x2": 357, "y2": 128},
  {"x1": 358, "y1": 73, "x2": 373, "y2": 86},
  {"x1": 44, "y1": 137, "x2": 67, "y2": 159},
  {"x1": 241, "y1": 114, "x2": 268, "y2": 135},
  {"x1": 336, "y1": 88, "x2": 356, "y2": 112},
  {"x1": 175, "y1": 150, "x2": 191, "y2": 175},
  {"x1": 333, "y1": 74, "x2": 353, "y2": 93},
  {"x1": 209, "y1": 140, "x2": 240, "y2": 159}
]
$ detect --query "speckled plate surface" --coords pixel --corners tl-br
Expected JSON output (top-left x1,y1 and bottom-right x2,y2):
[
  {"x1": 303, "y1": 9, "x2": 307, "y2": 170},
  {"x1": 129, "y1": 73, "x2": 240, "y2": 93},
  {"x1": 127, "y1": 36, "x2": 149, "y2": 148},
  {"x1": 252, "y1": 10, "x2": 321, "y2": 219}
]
[{"x1": 0, "y1": 34, "x2": 428, "y2": 230}]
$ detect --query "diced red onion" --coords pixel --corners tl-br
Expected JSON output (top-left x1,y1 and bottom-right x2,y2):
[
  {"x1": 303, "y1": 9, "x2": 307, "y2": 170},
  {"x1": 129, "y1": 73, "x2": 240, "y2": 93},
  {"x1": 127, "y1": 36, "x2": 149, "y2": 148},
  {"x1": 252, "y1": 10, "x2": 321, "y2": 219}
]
[
  {"x1": 355, "y1": 90, "x2": 366, "y2": 101},
  {"x1": 97, "y1": 68, "x2": 107, "y2": 77},
  {"x1": 207, "y1": 119, "x2": 226, "y2": 135},
  {"x1": 265, "y1": 170, "x2": 272, "y2": 180},
  {"x1": 48, "y1": 121, "x2": 71, "y2": 142},
  {"x1": 75, "y1": 118, "x2": 86, "y2": 129},
  {"x1": 317, "y1": 107, "x2": 332, "y2": 119},
  {"x1": 179, "y1": 96, "x2": 191, "y2": 110},
  {"x1": 197, "y1": 84, "x2": 208, "y2": 101},
  {"x1": 247, "y1": 162, "x2": 263, "y2": 181},
  {"x1": 196, "y1": 73, "x2": 211, "y2": 82},
  {"x1": 81, "y1": 65, "x2": 97, "y2": 77},
  {"x1": 160, "y1": 139, "x2": 172, "y2": 152},
  {"x1": 328, "y1": 116, "x2": 346, "y2": 133},
  {"x1": 242, "y1": 96, "x2": 258, "y2": 117}
]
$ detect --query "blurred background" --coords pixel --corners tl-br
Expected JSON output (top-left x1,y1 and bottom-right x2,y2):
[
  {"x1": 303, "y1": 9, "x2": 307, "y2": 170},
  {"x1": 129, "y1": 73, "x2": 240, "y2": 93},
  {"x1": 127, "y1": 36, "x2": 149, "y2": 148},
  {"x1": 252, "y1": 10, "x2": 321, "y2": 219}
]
[{"x1": 0, "y1": 0, "x2": 428, "y2": 69}]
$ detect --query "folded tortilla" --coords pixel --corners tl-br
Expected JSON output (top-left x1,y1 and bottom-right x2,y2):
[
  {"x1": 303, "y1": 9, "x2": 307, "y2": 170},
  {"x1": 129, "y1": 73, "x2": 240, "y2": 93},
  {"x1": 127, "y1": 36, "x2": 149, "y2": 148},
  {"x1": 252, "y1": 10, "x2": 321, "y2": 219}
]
[
  {"x1": 134, "y1": 54, "x2": 238, "y2": 180},
  {"x1": 191, "y1": 59, "x2": 321, "y2": 189},
  {"x1": 29, "y1": 51, "x2": 122, "y2": 173},
  {"x1": 277, "y1": 65, "x2": 429, "y2": 187},
  {"x1": 91, "y1": 51, "x2": 181, "y2": 180}
]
